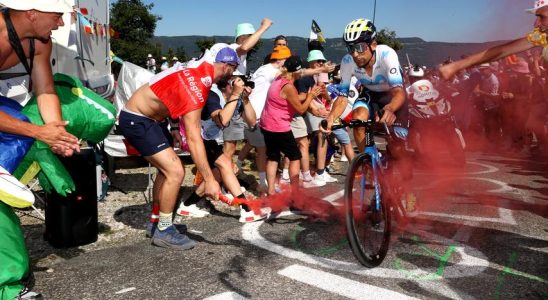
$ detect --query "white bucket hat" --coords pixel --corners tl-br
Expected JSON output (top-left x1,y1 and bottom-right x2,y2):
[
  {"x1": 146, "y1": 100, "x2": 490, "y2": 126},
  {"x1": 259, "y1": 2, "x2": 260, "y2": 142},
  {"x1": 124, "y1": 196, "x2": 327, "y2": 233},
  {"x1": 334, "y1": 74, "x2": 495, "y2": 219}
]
[
  {"x1": 526, "y1": 0, "x2": 548, "y2": 13},
  {"x1": 0, "y1": 0, "x2": 73, "y2": 13}
]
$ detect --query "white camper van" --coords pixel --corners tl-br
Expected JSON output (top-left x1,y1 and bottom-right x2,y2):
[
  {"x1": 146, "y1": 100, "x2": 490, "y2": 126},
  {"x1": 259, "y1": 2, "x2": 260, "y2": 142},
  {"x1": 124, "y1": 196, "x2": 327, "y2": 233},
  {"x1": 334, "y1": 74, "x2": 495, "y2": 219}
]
[{"x1": 50, "y1": 0, "x2": 114, "y2": 98}]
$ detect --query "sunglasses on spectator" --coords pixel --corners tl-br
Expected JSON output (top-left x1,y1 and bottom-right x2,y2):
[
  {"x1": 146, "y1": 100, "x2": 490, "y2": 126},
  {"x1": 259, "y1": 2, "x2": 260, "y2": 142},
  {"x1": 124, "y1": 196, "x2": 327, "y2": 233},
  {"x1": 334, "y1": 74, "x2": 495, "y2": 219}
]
[{"x1": 346, "y1": 43, "x2": 369, "y2": 54}]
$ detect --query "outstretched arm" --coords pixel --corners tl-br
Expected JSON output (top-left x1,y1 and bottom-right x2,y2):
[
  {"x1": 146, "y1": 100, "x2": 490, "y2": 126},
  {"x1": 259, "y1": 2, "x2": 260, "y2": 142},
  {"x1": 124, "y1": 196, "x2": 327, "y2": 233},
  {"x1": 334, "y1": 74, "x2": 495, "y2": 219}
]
[
  {"x1": 236, "y1": 18, "x2": 273, "y2": 55},
  {"x1": 439, "y1": 37, "x2": 532, "y2": 80}
]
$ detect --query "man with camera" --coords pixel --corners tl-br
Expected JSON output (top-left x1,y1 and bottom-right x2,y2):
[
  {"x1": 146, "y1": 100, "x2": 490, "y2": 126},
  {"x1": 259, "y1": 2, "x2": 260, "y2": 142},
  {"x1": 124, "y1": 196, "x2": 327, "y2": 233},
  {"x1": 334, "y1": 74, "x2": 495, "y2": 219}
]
[{"x1": 176, "y1": 75, "x2": 266, "y2": 222}]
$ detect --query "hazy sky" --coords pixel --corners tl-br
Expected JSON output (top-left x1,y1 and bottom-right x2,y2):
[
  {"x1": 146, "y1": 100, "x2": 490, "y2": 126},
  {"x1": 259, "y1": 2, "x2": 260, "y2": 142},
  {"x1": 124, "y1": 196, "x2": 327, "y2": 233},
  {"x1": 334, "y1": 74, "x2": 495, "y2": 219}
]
[{"x1": 142, "y1": 0, "x2": 536, "y2": 43}]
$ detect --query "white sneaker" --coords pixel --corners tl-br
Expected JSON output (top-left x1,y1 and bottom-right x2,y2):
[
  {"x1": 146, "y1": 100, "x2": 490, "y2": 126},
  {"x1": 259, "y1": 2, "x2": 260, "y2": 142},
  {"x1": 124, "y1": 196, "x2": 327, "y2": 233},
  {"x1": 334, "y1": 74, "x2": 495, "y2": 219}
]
[
  {"x1": 315, "y1": 172, "x2": 338, "y2": 183},
  {"x1": 176, "y1": 203, "x2": 210, "y2": 218},
  {"x1": 239, "y1": 207, "x2": 267, "y2": 223},
  {"x1": 301, "y1": 172, "x2": 314, "y2": 182},
  {"x1": 302, "y1": 178, "x2": 326, "y2": 188},
  {"x1": 340, "y1": 154, "x2": 348, "y2": 162},
  {"x1": 279, "y1": 176, "x2": 291, "y2": 185}
]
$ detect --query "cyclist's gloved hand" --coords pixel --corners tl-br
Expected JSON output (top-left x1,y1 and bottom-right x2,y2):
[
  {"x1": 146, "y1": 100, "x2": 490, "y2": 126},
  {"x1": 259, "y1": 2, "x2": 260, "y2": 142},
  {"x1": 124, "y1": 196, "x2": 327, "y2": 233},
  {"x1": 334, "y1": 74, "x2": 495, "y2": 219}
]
[{"x1": 393, "y1": 126, "x2": 408, "y2": 139}]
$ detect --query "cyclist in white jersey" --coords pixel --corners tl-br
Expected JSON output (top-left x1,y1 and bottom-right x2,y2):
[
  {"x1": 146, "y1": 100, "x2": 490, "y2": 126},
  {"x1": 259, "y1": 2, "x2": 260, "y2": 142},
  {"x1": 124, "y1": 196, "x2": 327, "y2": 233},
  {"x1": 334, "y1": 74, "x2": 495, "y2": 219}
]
[
  {"x1": 324, "y1": 18, "x2": 417, "y2": 215},
  {"x1": 325, "y1": 18, "x2": 408, "y2": 152}
]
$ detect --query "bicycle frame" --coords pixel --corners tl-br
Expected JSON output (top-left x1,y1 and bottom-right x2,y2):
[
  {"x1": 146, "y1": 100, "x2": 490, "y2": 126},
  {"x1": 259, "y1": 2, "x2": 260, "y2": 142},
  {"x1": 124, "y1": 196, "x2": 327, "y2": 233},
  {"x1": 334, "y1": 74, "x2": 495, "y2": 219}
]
[{"x1": 363, "y1": 144, "x2": 384, "y2": 212}]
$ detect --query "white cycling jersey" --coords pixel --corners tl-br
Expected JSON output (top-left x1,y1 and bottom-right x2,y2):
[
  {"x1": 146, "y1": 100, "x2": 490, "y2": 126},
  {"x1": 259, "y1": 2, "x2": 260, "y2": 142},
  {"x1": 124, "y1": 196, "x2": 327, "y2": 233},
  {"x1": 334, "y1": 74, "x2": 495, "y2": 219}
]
[{"x1": 338, "y1": 44, "x2": 404, "y2": 96}]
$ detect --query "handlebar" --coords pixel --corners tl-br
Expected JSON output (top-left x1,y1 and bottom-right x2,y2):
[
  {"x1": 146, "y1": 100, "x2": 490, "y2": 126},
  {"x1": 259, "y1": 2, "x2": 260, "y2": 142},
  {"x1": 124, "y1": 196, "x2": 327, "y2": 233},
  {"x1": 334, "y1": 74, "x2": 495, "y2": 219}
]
[
  {"x1": 320, "y1": 119, "x2": 374, "y2": 131},
  {"x1": 320, "y1": 110, "x2": 403, "y2": 137}
]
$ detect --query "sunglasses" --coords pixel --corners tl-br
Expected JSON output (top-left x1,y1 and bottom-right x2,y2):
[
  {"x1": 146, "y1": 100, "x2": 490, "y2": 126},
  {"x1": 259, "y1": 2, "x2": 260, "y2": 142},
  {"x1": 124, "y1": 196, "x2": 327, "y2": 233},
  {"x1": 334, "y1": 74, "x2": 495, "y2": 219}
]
[{"x1": 346, "y1": 43, "x2": 369, "y2": 54}]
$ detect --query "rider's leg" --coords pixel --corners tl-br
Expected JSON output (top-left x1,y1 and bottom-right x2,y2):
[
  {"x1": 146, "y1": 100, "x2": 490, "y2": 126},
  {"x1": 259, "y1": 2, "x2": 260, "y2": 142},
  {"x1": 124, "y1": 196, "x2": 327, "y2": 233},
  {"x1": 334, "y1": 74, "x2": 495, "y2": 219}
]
[{"x1": 352, "y1": 106, "x2": 370, "y2": 152}]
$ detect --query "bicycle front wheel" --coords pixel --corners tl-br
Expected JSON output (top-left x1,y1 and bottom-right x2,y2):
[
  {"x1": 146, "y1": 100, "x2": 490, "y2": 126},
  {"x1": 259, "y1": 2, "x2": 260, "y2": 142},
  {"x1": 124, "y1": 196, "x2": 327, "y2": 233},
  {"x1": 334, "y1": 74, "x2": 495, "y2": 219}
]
[{"x1": 344, "y1": 153, "x2": 391, "y2": 267}]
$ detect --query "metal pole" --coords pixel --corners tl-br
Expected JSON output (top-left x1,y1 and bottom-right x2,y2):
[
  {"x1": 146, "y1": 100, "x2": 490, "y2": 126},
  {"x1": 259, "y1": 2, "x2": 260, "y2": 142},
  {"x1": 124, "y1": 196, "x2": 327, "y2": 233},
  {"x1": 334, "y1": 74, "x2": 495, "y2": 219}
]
[{"x1": 373, "y1": 0, "x2": 377, "y2": 23}]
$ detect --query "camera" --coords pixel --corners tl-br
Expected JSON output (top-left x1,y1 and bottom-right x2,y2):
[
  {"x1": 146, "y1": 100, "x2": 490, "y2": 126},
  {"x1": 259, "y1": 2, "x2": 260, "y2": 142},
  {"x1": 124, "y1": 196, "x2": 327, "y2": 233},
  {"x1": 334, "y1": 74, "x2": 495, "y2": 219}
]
[{"x1": 232, "y1": 75, "x2": 255, "y2": 89}]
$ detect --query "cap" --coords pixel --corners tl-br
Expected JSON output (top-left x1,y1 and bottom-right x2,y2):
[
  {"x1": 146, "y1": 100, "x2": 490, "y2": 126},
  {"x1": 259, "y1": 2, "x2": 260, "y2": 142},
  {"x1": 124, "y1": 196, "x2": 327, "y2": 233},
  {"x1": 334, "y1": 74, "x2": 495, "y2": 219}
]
[
  {"x1": 161, "y1": 56, "x2": 167, "y2": 60},
  {"x1": 172, "y1": 57, "x2": 178, "y2": 61},
  {"x1": 307, "y1": 50, "x2": 326, "y2": 62},
  {"x1": 478, "y1": 63, "x2": 491, "y2": 69},
  {"x1": 235, "y1": 23, "x2": 255, "y2": 40},
  {"x1": 283, "y1": 55, "x2": 302, "y2": 73},
  {"x1": 526, "y1": 0, "x2": 548, "y2": 13},
  {"x1": 147, "y1": 54, "x2": 152, "y2": 58},
  {"x1": 270, "y1": 45, "x2": 292, "y2": 60},
  {"x1": 214, "y1": 47, "x2": 240, "y2": 66},
  {"x1": 0, "y1": 0, "x2": 72, "y2": 13}
]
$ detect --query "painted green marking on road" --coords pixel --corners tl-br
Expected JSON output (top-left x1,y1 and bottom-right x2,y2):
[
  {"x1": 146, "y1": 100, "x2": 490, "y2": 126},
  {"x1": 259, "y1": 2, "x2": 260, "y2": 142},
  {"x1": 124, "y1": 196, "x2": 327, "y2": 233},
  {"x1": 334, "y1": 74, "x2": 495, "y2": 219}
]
[
  {"x1": 494, "y1": 251, "x2": 547, "y2": 300},
  {"x1": 290, "y1": 225, "x2": 347, "y2": 257},
  {"x1": 394, "y1": 235, "x2": 457, "y2": 280},
  {"x1": 494, "y1": 251, "x2": 518, "y2": 300}
]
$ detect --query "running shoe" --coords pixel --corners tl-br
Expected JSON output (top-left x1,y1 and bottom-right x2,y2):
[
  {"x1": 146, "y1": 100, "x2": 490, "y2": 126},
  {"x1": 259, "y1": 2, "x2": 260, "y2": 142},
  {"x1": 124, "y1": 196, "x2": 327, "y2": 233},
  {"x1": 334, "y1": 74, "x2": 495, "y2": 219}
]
[{"x1": 152, "y1": 225, "x2": 196, "y2": 250}]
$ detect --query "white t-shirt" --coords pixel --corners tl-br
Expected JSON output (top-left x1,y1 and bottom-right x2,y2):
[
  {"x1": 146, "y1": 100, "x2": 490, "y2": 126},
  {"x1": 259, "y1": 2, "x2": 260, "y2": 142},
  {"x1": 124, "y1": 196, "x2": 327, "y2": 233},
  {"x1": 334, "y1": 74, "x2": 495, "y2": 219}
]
[
  {"x1": 248, "y1": 63, "x2": 279, "y2": 119},
  {"x1": 229, "y1": 43, "x2": 247, "y2": 75}
]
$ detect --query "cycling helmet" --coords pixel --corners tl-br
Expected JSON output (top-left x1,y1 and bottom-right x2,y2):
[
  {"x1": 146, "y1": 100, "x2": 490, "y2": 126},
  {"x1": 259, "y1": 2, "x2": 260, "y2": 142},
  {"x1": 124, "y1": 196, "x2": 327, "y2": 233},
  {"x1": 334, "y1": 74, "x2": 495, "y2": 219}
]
[
  {"x1": 409, "y1": 65, "x2": 424, "y2": 78},
  {"x1": 343, "y1": 18, "x2": 377, "y2": 44}
]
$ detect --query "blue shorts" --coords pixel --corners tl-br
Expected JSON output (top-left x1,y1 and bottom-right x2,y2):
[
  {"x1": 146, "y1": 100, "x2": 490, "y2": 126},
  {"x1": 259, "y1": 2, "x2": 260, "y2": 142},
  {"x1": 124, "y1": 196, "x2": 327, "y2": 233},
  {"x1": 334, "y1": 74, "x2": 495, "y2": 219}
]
[
  {"x1": 118, "y1": 110, "x2": 172, "y2": 157},
  {"x1": 332, "y1": 128, "x2": 351, "y2": 145}
]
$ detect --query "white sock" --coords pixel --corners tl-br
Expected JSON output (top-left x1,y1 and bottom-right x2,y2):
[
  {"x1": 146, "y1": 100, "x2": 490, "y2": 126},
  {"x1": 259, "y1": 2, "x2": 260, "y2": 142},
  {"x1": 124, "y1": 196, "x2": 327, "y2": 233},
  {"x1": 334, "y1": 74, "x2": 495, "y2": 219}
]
[
  {"x1": 301, "y1": 170, "x2": 312, "y2": 181},
  {"x1": 158, "y1": 212, "x2": 173, "y2": 231},
  {"x1": 282, "y1": 168, "x2": 289, "y2": 179}
]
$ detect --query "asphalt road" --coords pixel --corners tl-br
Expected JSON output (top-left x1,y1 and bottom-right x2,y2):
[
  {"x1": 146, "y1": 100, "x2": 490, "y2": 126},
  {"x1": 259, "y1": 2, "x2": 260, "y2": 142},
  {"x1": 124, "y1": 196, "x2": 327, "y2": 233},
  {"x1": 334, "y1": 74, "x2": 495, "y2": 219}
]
[{"x1": 29, "y1": 152, "x2": 548, "y2": 299}]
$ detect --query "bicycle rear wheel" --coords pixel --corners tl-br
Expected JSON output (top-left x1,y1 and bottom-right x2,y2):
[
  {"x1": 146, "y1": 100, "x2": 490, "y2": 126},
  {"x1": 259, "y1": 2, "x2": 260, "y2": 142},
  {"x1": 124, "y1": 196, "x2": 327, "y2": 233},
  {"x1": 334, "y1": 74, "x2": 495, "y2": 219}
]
[{"x1": 344, "y1": 153, "x2": 391, "y2": 267}]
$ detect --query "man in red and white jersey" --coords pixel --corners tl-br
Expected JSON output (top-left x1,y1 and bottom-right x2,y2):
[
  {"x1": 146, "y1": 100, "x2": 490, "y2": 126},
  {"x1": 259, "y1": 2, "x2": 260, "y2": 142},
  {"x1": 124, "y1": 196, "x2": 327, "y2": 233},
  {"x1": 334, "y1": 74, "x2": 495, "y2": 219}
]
[{"x1": 119, "y1": 47, "x2": 239, "y2": 250}]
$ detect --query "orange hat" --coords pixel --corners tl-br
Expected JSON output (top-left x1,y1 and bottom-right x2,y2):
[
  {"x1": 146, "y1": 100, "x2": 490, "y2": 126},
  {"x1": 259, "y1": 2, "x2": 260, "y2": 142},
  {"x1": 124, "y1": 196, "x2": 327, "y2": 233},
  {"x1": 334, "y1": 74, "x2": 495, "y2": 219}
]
[
  {"x1": 505, "y1": 54, "x2": 518, "y2": 65},
  {"x1": 270, "y1": 45, "x2": 292, "y2": 60}
]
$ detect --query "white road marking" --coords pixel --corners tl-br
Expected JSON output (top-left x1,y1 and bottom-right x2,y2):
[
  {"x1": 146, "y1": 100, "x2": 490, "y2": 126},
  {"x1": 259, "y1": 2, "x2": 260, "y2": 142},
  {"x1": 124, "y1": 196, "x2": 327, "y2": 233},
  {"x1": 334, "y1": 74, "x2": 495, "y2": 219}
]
[
  {"x1": 278, "y1": 264, "x2": 419, "y2": 300},
  {"x1": 203, "y1": 291, "x2": 248, "y2": 300},
  {"x1": 114, "y1": 287, "x2": 136, "y2": 294},
  {"x1": 322, "y1": 189, "x2": 344, "y2": 203},
  {"x1": 242, "y1": 222, "x2": 489, "y2": 280}
]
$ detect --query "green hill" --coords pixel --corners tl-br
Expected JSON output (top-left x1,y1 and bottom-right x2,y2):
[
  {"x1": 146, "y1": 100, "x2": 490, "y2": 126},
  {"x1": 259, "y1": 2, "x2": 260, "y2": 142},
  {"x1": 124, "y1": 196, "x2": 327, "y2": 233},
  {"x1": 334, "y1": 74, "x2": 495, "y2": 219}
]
[{"x1": 153, "y1": 35, "x2": 507, "y2": 73}]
